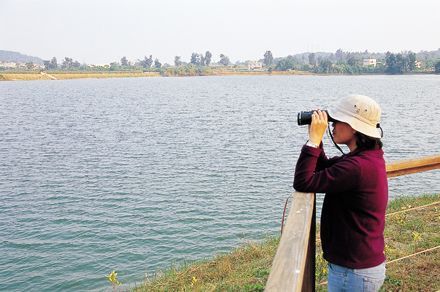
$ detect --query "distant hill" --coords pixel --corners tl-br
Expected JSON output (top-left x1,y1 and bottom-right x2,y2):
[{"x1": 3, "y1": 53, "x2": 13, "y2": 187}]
[{"x1": 0, "y1": 50, "x2": 44, "y2": 65}]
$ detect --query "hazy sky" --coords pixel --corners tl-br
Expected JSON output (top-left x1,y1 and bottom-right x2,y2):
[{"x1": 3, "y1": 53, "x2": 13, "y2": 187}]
[{"x1": 1, "y1": 0, "x2": 439, "y2": 64}]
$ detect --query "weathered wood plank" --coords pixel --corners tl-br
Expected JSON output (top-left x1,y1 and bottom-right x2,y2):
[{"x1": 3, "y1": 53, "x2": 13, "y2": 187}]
[
  {"x1": 386, "y1": 155, "x2": 440, "y2": 178},
  {"x1": 301, "y1": 198, "x2": 316, "y2": 292},
  {"x1": 265, "y1": 192, "x2": 315, "y2": 292}
]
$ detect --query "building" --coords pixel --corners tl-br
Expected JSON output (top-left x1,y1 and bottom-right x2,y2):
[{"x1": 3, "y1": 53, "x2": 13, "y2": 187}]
[
  {"x1": 247, "y1": 61, "x2": 263, "y2": 70},
  {"x1": 0, "y1": 62, "x2": 17, "y2": 68},
  {"x1": 362, "y1": 58, "x2": 377, "y2": 67}
]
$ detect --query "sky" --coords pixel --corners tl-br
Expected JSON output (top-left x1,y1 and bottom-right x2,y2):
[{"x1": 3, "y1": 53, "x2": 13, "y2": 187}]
[{"x1": 1, "y1": 0, "x2": 439, "y2": 65}]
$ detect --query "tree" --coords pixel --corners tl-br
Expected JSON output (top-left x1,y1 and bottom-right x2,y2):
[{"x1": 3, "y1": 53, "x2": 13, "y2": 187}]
[
  {"x1": 385, "y1": 52, "x2": 413, "y2": 74},
  {"x1": 62, "y1": 57, "x2": 74, "y2": 69},
  {"x1": 200, "y1": 54, "x2": 206, "y2": 66},
  {"x1": 385, "y1": 52, "x2": 398, "y2": 74},
  {"x1": 44, "y1": 57, "x2": 58, "y2": 70},
  {"x1": 109, "y1": 62, "x2": 119, "y2": 71},
  {"x1": 120, "y1": 56, "x2": 129, "y2": 67},
  {"x1": 263, "y1": 50, "x2": 274, "y2": 67},
  {"x1": 205, "y1": 51, "x2": 212, "y2": 66},
  {"x1": 435, "y1": 61, "x2": 440, "y2": 73},
  {"x1": 190, "y1": 53, "x2": 201, "y2": 65},
  {"x1": 141, "y1": 55, "x2": 153, "y2": 69},
  {"x1": 50, "y1": 57, "x2": 58, "y2": 69},
  {"x1": 408, "y1": 52, "x2": 416, "y2": 71},
  {"x1": 308, "y1": 53, "x2": 316, "y2": 66},
  {"x1": 395, "y1": 53, "x2": 407, "y2": 73},
  {"x1": 43, "y1": 60, "x2": 51, "y2": 70},
  {"x1": 25, "y1": 62, "x2": 34, "y2": 70},
  {"x1": 174, "y1": 56, "x2": 182, "y2": 67},
  {"x1": 347, "y1": 54, "x2": 358, "y2": 67},
  {"x1": 219, "y1": 54, "x2": 230, "y2": 66},
  {"x1": 318, "y1": 59, "x2": 333, "y2": 73},
  {"x1": 275, "y1": 56, "x2": 295, "y2": 71},
  {"x1": 335, "y1": 49, "x2": 344, "y2": 63},
  {"x1": 154, "y1": 58, "x2": 162, "y2": 68}
]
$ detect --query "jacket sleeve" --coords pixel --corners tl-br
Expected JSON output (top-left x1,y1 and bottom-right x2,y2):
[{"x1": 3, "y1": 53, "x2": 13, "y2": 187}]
[
  {"x1": 316, "y1": 145, "x2": 339, "y2": 171},
  {"x1": 293, "y1": 145, "x2": 360, "y2": 193}
]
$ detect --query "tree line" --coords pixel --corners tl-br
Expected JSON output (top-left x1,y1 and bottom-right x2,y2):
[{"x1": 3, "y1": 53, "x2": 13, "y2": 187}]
[
  {"x1": 17, "y1": 49, "x2": 440, "y2": 75},
  {"x1": 273, "y1": 49, "x2": 440, "y2": 74}
]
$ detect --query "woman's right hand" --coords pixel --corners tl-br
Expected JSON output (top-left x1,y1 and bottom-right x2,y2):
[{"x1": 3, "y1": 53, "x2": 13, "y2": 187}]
[{"x1": 308, "y1": 110, "x2": 328, "y2": 145}]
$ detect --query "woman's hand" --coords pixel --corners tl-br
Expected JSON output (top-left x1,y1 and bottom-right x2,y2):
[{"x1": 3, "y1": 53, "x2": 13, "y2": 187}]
[{"x1": 308, "y1": 110, "x2": 328, "y2": 145}]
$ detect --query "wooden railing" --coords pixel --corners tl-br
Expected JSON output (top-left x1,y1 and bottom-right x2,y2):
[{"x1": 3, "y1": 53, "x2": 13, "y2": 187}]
[
  {"x1": 265, "y1": 154, "x2": 440, "y2": 292},
  {"x1": 386, "y1": 155, "x2": 440, "y2": 178}
]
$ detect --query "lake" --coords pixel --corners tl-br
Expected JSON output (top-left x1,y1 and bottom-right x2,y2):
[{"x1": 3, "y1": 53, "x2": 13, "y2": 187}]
[{"x1": 0, "y1": 75, "x2": 439, "y2": 291}]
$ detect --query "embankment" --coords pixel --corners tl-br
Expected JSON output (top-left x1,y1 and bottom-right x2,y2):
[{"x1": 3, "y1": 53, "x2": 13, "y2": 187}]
[
  {"x1": 129, "y1": 193, "x2": 439, "y2": 291},
  {"x1": 0, "y1": 70, "x2": 311, "y2": 81},
  {"x1": 0, "y1": 71, "x2": 161, "y2": 81}
]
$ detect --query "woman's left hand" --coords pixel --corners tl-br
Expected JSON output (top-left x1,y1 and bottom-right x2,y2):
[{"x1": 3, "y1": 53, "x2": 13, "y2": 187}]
[{"x1": 308, "y1": 110, "x2": 328, "y2": 145}]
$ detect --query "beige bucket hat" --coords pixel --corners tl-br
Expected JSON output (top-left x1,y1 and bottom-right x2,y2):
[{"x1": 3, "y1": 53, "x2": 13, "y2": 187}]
[{"x1": 328, "y1": 94, "x2": 382, "y2": 138}]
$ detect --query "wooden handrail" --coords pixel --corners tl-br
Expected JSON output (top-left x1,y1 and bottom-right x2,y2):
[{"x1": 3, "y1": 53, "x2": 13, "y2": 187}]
[
  {"x1": 266, "y1": 154, "x2": 440, "y2": 291},
  {"x1": 386, "y1": 155, "x2": 440, "y2": 178},
  {"x1": 265, "y1": 192, "x2": 315, "y2": 291}
]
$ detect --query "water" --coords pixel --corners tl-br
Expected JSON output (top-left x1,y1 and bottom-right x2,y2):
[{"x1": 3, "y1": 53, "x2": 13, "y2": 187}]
[{"x1": 0, "y1": 75, "x2": 439, "y2": 291}]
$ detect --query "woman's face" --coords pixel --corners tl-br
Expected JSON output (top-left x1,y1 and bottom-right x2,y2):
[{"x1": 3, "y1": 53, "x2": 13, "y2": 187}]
[{"x1": 332, "y1": 121, "x2": 356, "y2": 146}]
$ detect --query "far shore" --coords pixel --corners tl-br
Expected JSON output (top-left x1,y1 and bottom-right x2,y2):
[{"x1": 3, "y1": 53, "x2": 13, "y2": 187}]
[
  {"x1": 0, "y1": 70, "x2": 312, "y2": 81},
  {"x1": 0, "y1": 70, "x2": 436, "y2": 81},
  {"x1": 0, "y1": 71, "x2": 161, "y2": 81}
]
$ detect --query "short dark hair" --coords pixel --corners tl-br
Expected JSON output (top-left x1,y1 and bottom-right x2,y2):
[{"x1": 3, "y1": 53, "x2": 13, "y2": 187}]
[{"x1": 355, "y1": 132, "x2": 383, "y2": 150}]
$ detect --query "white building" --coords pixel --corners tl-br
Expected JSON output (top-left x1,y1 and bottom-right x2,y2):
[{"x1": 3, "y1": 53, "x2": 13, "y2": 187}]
[
  {"x1": 362, "y1": 58, "x2": 377, "y2": 67},
  {"x1": 0, "y1": 62, "x2": 17, "y2": 68},
  {"x1": 247, "y1": 61, "x2": 263, "y2": 70}
]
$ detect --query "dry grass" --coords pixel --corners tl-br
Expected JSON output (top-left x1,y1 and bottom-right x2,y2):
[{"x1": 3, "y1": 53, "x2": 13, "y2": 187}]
[
  {"x1": 0, "y1": 70, "x2": 312, "y2": 81},
  {"x1": 0, "y1": 71, "x2": 160, "y2": 81},
  {"x1": 0, "y1": 73, "x2": 50, "y2": 80},
  {"x1": 51, "y1": 72, "x2": 160, "y2": 79}
]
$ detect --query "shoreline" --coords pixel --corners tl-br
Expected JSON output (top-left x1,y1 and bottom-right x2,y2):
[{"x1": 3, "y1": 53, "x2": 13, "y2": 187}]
[
  {"x1": 0, "y1": 71, "x2": 161, "y2": 81},
  {"x1": 1, "y1": 70, "x2": 436, "y2": 81},
  {"x1": 0, "y1": 70, "x2": 310, "y2": 81}
]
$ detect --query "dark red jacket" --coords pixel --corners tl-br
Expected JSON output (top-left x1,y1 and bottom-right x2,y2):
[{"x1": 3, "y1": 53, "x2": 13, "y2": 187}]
[{"x1": 294, "y1": 145, "x2": 388, "y2": 269}]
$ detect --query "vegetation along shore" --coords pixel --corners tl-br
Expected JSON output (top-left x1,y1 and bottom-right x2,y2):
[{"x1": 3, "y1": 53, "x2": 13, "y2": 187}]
[
  {"x1": 0, "y1": 69, "x2": 313, "y2": 81},
  {"x1": 1, "y1": 48, "x2": 440, "y2": 81},
  {"x1": 109, "y1": 194, "x2": 439, "y2": 291}
]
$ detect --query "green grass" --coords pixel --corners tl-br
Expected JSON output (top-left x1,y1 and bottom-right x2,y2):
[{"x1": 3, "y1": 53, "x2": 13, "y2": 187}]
[
  {"x1": 120, "y1": 194, "x2": 439, "y2": 291},
  {"x1": 133, "y1": 237, "x2": 279, "y2": 291}
]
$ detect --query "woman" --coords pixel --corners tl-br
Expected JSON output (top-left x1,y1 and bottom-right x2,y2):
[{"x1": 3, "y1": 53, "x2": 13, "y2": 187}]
[{"x1": 294, "y1": 95, "x2": 388, "y2": 291}]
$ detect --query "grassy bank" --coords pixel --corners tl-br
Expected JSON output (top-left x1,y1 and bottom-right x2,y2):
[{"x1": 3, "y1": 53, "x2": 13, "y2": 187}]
[
  {"x1": 0, "y1": 70, "x2": 311, "y2": 81},
  {"x1": 128, "y1": 194, "x2": 439, "y2": 291},
  {"x1": 0, "y1": 71, "x2": 160, "y2": 81}
]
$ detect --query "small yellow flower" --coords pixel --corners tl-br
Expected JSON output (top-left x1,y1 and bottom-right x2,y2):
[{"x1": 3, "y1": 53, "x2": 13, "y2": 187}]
[
  {"x1": 384, "y1": 244, "x2": 392, "y2": 254},
  {"x1": 411, "y1": 231, "x2": 421, "y2": 242},
  {"x1": 106, "y1": 270, "x2": 121, "y2": 286},
  {"x1": 191, "y1": 276, "x2": 198, "y2": 287}
]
